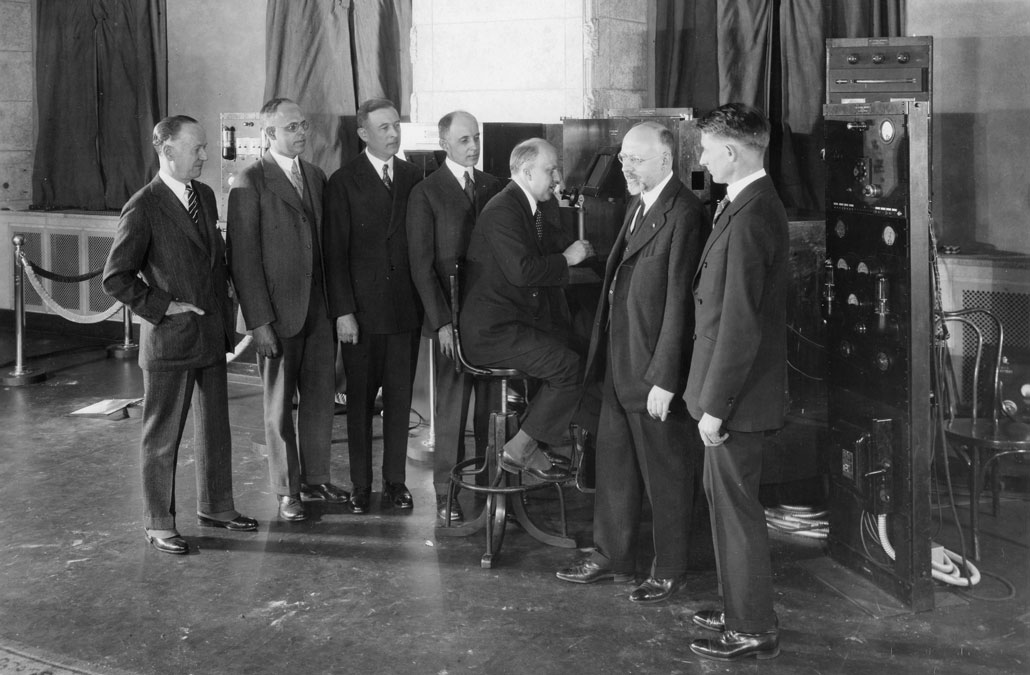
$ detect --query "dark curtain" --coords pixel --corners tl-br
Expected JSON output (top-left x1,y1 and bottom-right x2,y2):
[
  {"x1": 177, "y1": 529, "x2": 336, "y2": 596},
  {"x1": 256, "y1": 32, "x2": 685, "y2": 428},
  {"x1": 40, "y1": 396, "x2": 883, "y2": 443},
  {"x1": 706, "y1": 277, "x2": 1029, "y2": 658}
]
[
  {"x1": 655, "y1": 0, "x2": 904, "y2": 214},
  {"x1": 33, "y1": 0, "x2": 166, "y2": 211},
  {"x1": 264, "y1": 0, "x2": 412, "y2": 176}
]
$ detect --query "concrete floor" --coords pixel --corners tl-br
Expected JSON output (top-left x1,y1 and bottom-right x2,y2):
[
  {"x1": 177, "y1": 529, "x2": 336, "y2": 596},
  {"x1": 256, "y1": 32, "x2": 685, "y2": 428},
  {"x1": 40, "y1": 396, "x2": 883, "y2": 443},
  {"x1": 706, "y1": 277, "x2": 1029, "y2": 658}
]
[{"x1": 0, "y1": 328, "x2": 1027, "y2": 675}]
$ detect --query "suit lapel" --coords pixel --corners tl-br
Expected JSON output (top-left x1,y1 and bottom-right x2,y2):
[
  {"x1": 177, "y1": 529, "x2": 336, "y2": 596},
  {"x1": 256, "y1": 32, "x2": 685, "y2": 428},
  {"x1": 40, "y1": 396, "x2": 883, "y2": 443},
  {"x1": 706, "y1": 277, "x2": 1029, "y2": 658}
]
[
  {"x1": 697, "y1": 176, "x2": 771, "y2": 268},
  {"x1": 386, "y1": 160, "x2": 413, "y2": 237},
  {"x1": 263, "y1": 153, "x2": 307, "y2": 218},
  {"x1": 299, "y1": 158, "x2": 323, "y2": 235},
  {"x1": 623, "y1": 178, "x2": 680, "y2": 260},
  {"x1": 604, "y1": 195, "x2": 638, "y2": 283}
]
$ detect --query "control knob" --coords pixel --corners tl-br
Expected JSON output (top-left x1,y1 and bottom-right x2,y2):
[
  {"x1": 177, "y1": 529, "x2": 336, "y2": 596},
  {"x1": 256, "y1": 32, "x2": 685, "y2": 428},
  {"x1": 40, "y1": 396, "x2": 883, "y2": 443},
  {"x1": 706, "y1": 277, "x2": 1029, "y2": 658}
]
[{"x1": 862, "y1": 184, "x2": 883, "y2": 198}]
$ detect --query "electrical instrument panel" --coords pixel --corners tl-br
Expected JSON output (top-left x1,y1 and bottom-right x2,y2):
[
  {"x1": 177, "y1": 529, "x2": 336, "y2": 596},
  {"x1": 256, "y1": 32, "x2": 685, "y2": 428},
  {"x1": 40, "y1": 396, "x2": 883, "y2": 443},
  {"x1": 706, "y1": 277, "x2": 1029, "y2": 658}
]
[
  {"x1": 823, "y1": 99, "x2": 935, "y2": 611},
  {"x1": 219, "y1": 112, "x2": 265, "y2": 219},
  {"x1": 826, "y1": 36, "x2": 932, "y2": 104}
]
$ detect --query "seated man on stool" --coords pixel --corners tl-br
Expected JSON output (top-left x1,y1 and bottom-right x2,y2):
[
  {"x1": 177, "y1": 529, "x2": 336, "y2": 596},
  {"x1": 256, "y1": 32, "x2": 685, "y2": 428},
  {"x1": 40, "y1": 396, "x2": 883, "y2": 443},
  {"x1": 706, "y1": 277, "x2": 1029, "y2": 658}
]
[{"x1": 460, "y1": 138, "x2": 594, "y2": 481}]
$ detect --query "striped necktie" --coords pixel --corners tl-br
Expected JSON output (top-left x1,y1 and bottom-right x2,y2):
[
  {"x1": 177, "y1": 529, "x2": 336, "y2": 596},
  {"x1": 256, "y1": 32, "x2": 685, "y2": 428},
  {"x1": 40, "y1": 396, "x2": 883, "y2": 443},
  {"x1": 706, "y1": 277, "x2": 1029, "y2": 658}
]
[
  {"x1": 382, "y1": 164, "x2": 393, "y2": 192},
  {"x1": 185, "y1": 183, "x2": 200, "y2": 225},
  {"x1": 713, "y1": 197, "x2": 730, "y2": 223},
  {"x1": 290, "y1": 160, "x2": 304, "y2": 198}
]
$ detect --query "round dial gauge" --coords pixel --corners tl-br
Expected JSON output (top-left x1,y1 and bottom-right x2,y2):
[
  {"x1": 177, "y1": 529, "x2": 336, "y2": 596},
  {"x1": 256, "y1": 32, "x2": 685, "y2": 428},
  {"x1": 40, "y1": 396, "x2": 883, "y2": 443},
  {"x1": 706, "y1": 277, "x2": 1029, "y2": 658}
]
[
  {"x1": 879, "y1": 119, "x2": 896, "y2": 143},
  {"x1": 847, "y1": 293, "x2": 859, "y2": 306},
  {"x1": 857, "y1": 262, "x2": 869, "y2": 274},
  {"x1": 875, "y1": 351, "x2": 892, "y2": 372},
  {"x1": 837, "y1": 258, "x2": 850, "y2": 270},
  {"x1": 835, "y1": 219, "x2": 847, "y2": 238},
  {"x1": 882, "y1": 225, "x2": 897, "y2": 246}
]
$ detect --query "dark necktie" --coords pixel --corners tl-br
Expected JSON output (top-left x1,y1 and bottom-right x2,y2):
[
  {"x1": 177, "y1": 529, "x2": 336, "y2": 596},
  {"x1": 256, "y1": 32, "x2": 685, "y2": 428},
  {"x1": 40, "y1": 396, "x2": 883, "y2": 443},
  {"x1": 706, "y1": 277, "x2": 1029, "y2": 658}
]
[
  {"x1": 463, "y1": 171, "x2": 475, "y2": 204},
  {"x1": 630, "y1": 204, "x2": 645, "y2": 234},
  {"x1": 534, "y1": 208, "x2": 544, "y2": 241},
  {"x1": 382, "y1": 163, "x2": 393, "y2": 192},
  {"x1": 185, "y1": 182, "x2": 200, "y2": 225},
  {"x1": 713, "y1": 197, "x2": 730, "y2": 223}
]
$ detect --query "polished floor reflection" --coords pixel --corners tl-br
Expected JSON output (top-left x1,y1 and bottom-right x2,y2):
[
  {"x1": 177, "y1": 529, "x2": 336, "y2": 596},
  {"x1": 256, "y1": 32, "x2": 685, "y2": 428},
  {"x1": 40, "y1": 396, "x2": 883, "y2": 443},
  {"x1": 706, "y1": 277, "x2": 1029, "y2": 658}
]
[{"x1": 0, "y1": 330, "x2": 1027, "y2": 674}]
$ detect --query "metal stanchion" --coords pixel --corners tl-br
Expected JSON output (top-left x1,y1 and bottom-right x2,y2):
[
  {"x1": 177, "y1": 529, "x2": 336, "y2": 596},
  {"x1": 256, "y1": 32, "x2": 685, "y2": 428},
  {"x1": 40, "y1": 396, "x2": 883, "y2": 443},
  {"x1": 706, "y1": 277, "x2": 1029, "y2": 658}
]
[
  {"x1": 3, "y1": 235, "x2": 47, "y2": 386},
  {"x1": 107, "y1": 305, "x2": 139, "y2": 359}
]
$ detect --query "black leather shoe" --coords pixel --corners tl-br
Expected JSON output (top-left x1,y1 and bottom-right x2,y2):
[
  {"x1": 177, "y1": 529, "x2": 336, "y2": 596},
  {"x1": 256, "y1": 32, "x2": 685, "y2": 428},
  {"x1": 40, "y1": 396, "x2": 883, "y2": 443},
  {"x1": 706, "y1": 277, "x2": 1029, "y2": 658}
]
[
  {"x1": 543, "y1": 450, "x2": 572, "y2": 468},
  {"x1": 382, "y1": 481, "x2": 414, "y2": 509},
  {"x1": 556, "y1": 559, "x2": 633, "y2": 584},
  {"x1": 629, "y1": 575, "x2": 687, "y2": 604},
  {"x1": 692, "y1": 609, "x2": 726, "y2": 632},
  {"x1": 349, "y1": 487, "x2": 371, "y2": 514},
  {"x1": 197, "y1": 514, "x2": 259, "y2": 531},
  {"x1": 277, "y1": 494, "x2": 307, "y2": 521},
  {"x1": 436, "y1": 493, "x2": 463, "y2": 523},
  {"x1": 300, "y1": 482, "x2": 350, "y2": 504},
  {"x1": 690, "y1": 630, "x2": 780, "y2": 661},
  {"x1": 145, "y1": 532, "x2": 189, "y2": 555},
  {"x1": 499, "y1": 451, "x2": 571, "y2": 482}
]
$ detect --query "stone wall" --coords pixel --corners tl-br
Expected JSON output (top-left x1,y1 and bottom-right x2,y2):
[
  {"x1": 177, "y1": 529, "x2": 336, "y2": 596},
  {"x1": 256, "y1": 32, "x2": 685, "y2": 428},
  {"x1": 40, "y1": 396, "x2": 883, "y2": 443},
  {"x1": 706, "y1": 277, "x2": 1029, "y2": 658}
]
[{"x1": 0, "y1": 0, "x2": 34, "y2": 211}]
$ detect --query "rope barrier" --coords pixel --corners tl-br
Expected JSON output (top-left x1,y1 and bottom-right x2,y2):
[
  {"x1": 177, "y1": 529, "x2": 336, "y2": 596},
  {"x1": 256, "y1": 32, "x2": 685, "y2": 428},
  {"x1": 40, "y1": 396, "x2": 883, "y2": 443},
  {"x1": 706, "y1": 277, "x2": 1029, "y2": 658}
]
[
  {"x1": 19, "y1": 253, "x2": 123, "y2": 324},
  {"x1": 23, "y1": 260, "x2": 103, "y2": 284}
]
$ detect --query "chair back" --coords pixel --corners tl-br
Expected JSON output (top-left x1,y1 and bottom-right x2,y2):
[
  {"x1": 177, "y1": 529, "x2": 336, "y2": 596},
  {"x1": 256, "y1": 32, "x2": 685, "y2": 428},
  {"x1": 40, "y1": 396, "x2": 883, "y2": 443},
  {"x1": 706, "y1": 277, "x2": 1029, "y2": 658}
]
[
  {"x1": 449, "y1": 261, "x2": 492, "y2": 377},
  {"x1": 938, "y1": 308, "x2": 1005, "y2": 426}
]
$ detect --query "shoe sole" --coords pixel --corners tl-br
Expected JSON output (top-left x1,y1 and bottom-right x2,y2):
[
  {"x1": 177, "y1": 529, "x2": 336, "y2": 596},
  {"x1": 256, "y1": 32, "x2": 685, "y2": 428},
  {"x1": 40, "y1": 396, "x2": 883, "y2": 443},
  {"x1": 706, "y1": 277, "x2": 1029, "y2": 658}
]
[
  {"x1": 300, "y1": 493, "x2": 349, "y2": 504},
  {"x1": 689, "y1": 645, "x2": 780, "y2": 661},
  {"x1": 145, "y1": 534, "x2": 189, "y2": 555},
  {"x1": 556, "y1": 572, "x2": 634, "y2": 584},
  {"x1": 629, "y1": 583, "x2": 686, "y2": 604},
  {"x1": 278, "y1": 512, "x2": 307, "y2": 521},
  {"x1": 196, "y1": 518, "x2": 258, "y2": 532}
]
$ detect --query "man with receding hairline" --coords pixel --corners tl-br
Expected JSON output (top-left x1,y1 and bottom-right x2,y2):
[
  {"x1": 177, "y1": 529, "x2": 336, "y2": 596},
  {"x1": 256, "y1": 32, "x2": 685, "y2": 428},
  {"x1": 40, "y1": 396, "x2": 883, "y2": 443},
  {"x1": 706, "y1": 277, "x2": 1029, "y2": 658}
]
[
  {"x1": 406, "y1": 110, "x2": 502, "y2": 522},
  {"x1": 104, "y1": 115, "x2": 257, "y2": 555},
  {"x1": 556, "y1": 121, "x2": 704, "y2": 604},
  {"x1": 460, "y1": 138, "x2": 594, "y2": 481},
  {"x1": 228, "y1": 97, "x2": 347, "y2": 523}
]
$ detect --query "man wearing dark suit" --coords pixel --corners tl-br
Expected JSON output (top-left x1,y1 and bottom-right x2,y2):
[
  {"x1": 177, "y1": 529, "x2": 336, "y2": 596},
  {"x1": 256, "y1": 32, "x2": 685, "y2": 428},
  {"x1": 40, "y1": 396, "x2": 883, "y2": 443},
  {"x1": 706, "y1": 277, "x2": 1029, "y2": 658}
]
[
  {"x1": 324, "y1": 98, "x2": 423, "y2": 514},
  {"x1": 227, "y1": 98, "x2": 349, "y2": 523},
  {"x1": 460, "y1": 138, "x2": 594, "y2": 480},
  {"x1": 103, "y1": 115, "x2": 257, "y2": 555},
  {"x1": 685, "y1": 104, "x2": 789, "y2": 661},
  {"x1": 556, "y1": 122, "x2": 705, "y2": 603},
  {"x1": 406, "y1": 111, "x2": 502, "y2": 523}
]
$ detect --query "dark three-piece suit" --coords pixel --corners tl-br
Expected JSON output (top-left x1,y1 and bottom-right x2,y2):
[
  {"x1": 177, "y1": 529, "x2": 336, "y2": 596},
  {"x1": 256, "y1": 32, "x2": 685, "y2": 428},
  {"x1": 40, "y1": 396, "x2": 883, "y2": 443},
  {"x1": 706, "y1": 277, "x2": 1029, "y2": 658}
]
[
  {"x1": 406, "y1": 164, "x2": 502, "y2": 493},
  {"x1": 584, "y1": 175, "x2": 705, "y2": 579},
  {"x1": 324, "y1": 154, "x2": 423, "y2": 490}
]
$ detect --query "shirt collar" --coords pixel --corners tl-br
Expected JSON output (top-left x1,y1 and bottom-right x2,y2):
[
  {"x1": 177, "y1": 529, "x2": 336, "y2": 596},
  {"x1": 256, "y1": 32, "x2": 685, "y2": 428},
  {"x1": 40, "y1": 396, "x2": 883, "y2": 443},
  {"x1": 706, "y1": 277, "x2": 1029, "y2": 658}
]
[
  {"x1": 515, "y1": 181, "x2": 538, "y2": 215},
  {"x1": 726, "y1": 168, "x2": 766, "y2": 202},
  {"x1": 158, "y1": 170, "x2": 190, "y2": 208},
  {"x1": 639, "y1": 170, "x2": 674, "y2": 214},
  {"x1": 365, "y1": 149, "x2": 394, "y2": 176},
  {"x1": 268, "y1": 148, "x2": 299, "y2": 177},
  {"x1": 445, "y1": 156, "x2": 474, "y2": 186}
]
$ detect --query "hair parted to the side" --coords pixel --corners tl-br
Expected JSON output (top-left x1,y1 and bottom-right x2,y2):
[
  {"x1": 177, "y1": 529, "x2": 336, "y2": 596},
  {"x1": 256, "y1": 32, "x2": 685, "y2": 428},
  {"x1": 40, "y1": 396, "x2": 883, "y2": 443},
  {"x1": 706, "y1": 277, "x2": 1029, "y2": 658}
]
[
  {"x1": 356, "y1": 98, "x2": 397, "y2": 128},
  {"x1": 152, "y1": 115, "x2": 198, "y2": 149},
  {"x1": 697, "y1": 103, "x2": 771, "y2": 151},
  {"x1": 438, "y1": 110, "x2": 474, "y2": 137},
  {"x1": 259, "y1": 97, "x2": 296, "y2": 126}
]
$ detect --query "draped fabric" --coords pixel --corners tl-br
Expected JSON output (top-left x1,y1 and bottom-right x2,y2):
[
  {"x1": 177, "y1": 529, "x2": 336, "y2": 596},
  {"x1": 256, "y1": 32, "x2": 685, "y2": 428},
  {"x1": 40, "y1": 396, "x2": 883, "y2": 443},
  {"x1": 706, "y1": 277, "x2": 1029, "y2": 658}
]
[
  {"x1": 655, "y1": 0, "x2": 905, "y2": 213},
  {"x1": 33, "y1": 0, "x2": 166, "y2": 211},
  {"x1": 264, "y1": 0, "x2": 412, "y2": 176}
]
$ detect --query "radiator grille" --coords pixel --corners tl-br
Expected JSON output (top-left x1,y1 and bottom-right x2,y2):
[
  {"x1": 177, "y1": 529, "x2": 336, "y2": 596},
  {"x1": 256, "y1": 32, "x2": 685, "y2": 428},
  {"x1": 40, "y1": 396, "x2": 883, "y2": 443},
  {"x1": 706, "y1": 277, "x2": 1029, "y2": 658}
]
[
  {"x1": 16, "y1": 231, "x2": 43, "y2": 308},
  {"x1": 50, "y1": 233, "x2": 81, "y2": 310},
  {"x1": 87, "y1": 234, "x2": 114, "y2": 311},
  {"x1": 959, "y1": 289, "x2": 1030, "y2": 407}
]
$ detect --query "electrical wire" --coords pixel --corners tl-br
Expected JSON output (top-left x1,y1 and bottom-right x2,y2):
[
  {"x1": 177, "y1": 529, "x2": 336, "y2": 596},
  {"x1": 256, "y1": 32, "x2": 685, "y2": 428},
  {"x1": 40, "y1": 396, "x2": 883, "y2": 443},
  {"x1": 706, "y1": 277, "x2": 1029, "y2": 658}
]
[{"x1": 765, "y1": 505, "x2": 829, "y2": 539}]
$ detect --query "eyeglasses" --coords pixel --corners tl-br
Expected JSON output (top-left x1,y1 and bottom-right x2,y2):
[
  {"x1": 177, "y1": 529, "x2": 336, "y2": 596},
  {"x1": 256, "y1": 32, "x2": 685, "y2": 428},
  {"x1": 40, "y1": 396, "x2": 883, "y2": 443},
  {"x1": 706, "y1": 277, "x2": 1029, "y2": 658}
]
[
  {"x1": 282, "y1": 121, "x2": 310, "y2": 133},
  {"x1": 617, "y1": 153, "x2": 659, "y2": 167}
]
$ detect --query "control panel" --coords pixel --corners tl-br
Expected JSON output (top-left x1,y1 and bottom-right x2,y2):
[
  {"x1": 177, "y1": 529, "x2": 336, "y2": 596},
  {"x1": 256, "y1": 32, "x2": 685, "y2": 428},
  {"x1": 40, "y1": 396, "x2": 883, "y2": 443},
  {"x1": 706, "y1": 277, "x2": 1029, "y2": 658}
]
[
  {"x1": 824, "y1": 99, "x2": 934, "y2": 611},
  {"x1": 219, "y1": 112, "x2": 265, "y2": 219},
  {"x1": 826, "y1": 36, "x2": 932, "y2": 104}
]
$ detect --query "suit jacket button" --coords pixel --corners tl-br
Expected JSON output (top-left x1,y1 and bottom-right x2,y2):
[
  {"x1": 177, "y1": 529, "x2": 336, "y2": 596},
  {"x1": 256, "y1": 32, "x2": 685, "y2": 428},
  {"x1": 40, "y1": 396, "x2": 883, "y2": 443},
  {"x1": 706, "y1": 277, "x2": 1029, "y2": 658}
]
[
  {"x1": 692, "y1": 333, "x2": 697, "y2": 340},
  {"x1": 703, "y1": 262, "x2": 708, "y2": 268},
  {"x1": 698, "y1": 298, "x2": 703, "y2": 305}
]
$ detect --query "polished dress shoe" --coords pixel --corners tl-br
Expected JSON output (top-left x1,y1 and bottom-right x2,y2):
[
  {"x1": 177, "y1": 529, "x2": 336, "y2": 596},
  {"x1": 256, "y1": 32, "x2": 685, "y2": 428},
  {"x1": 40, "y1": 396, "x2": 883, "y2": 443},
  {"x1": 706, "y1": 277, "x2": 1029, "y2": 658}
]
[
  {"x1": 692, "y1": 609, "x2": 726, "y2": 632},
  {"x1": 145, "y1": 532, "x2": 189, "y2": 555},
  {"x1": 197, "y1": 514, "x2": 259, "y2": 531},
  {"x1": 349, "y1": 487, "x2": 371, "y2": 514},
  {"x1": 629, "y1": 575, "x2": 687, "y2": 604},
  {"x1": 382, "y1": 481, "x2": 414, "y2": 509},
  {"x1": 499, "y1": 451, "x2": 570, "y2": 482},
  {"x1": 556, "y1": 559, "x2": 633, "y2": 584},
  {"x1": 690, "y1": 629, "x2": 780, "y2": 661},
  {"x1": 436, "y1": 493, "x2": 463, "y2": 523},
  {"x1": 543, "y1": 450, "x2": 571, "y2": 468},
  {"x1": 277, "y1": 494, "x2": 307, "y2": 521},
  {"x1": 300, "y1": 482, "x2": 350, "y2": 504}
]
